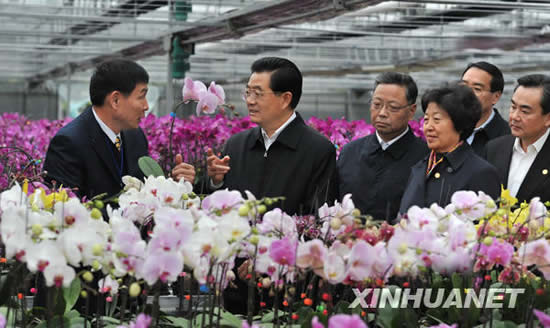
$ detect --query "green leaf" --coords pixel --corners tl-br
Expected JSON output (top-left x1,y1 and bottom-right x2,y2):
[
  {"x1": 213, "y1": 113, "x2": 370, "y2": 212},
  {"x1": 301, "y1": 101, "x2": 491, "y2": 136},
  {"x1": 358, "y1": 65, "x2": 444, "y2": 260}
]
[
  {"x1": 376, "y1": 307, "x2": 400, "y2": 328},
  {"x1": 219, "y1": 308, "x2": 244, "y2": 327},
  {"x1": 0, "y1": 307, "x2": 17, "y2": 327},
  {"x1": 492, "y1": 319, "x2": 519, "y2": 328},
  {"x1": 63, "y1": 278, "x2": 81, "y2": 314},
  {"x1": 451, "y1": 272, "x2": 462, "y2": 289},
  {"x1": 35, "y1": 316, "x2": 71, "y2": 328},
  {"x1": 165, "y1": 315, "x2": 190, "y2": 327},
  {"x1": 138, "y1": 156, "x2": 165, "y2": 177}
]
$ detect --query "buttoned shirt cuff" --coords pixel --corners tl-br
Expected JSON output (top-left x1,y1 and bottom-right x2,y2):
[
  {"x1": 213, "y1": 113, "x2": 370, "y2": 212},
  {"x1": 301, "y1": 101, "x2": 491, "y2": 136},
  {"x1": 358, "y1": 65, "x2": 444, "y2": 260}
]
[{"x1": 210, "y1": 178, "x2": 224, "y2": 190}]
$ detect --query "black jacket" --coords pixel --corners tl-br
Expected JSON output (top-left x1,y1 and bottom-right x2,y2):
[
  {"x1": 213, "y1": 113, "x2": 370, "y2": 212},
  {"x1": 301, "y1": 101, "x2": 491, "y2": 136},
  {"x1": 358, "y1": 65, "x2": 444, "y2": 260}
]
[
  {"x1": 337, "y1": 128, "x2": 428, "y2": 221},
  {"x1": 43, "y1": 107, "x2": 148, "y2": 200},
  {"x1": 220, "y1": 112, "x2": 337, "y2": 215},
  {"x1": 471, "y1": 108, "x2": 510, "y2": 156},
  {"x1": 486, "y1": 134, "x2": 550, "y2": 204},
  {"x1": 399, "y1": 142, "x2": 500, "y2": 216}
]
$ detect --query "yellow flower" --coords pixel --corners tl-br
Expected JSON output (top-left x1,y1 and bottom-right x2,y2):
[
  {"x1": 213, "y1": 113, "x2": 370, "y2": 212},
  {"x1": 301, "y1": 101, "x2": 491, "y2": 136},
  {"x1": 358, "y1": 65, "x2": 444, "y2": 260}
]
[{"x1": 500, "y1": 186, "x2": 517, "y2": 207}]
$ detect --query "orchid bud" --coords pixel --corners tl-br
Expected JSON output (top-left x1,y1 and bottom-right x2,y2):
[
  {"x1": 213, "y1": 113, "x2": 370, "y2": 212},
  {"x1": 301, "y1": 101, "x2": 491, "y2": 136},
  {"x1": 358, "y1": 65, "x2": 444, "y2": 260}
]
[
  {"x1": 92, "y1": 260, "x2": 101, "y2": 271},
  {"x1": 182, "y1": 193, "x2": 189, "y2": 200},
  {"x1": 129, "y1": 282, "x2": 141, "y2": 298},
  {"x1": 82, "y1": 271, "x2": 94, "y2": 283},
  {"x1": 249, "y1": 235, "x2": 259, "y2": 246},
  {"x1": 265, "y1": 198, "x2": 273, "y2": 206},
  {"x1": 91, "y1": 208, "x2": 102, "y2": 220},
  {"x1": 483, "y1": 236, "x2": 493, "y2": 246},
  {"x1": 238, "y1": 204, "x2": 249, "y2": 217},
  {"x1": 92, "y1": 244, "x2": 103, "y2": 256},
  {"x1": 31, "y1": 224, "x2": 43, "y2": 237},
  {"x1": 257, "y1": 205, "x2": 267, "y2": 215},
  {"x1": 80, "y1": 290, "x2": 88, "y2": 298},
  {"x1": 262, "y1": 277, "x2": 272, "y2": 289},
  {"x1": 352, "y1": 209, "x2": 361, "y2": 217},
  {"x1": 94, "y1": 200, "x2": 104, "y2": 209},
  {"x1": 330, "y1": 218, "x2": 342, "y2": 230}
]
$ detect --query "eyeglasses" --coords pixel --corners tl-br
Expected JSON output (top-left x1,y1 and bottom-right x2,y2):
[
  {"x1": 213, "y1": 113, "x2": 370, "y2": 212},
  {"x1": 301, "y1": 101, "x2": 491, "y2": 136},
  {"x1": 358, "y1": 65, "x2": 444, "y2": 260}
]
[
  {"x1": 460, "y1": 82, "x2": 491, "y2": 95},
  {"x1": 370, "y1": 101, "x2": 411, "y2": 113},
  {"x1": 242, "y1": 89, "x2": 280, "y2": 101}
]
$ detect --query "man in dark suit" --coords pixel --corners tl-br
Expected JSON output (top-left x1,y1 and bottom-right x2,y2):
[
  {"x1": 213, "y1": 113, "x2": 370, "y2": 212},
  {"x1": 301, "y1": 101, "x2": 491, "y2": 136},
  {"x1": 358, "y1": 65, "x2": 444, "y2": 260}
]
[
  {"x1": 461, "y1": 62, "x2": 510, "y2": 155},
  {"x1": 44, "y1": 59, "x2": 195, "y2": 200},
  {"x1": 486, "y1": 74, "x2": 550, "y2": 204},
  {"x1": 337, "y1": 72, "x2": 428, "y2": 222},
  {"x1": 207, "y1": 57, "x2": 337, "y2": 314},
  {"x1": 206, "y1": 57, "x2": 337, "y2": 215}
]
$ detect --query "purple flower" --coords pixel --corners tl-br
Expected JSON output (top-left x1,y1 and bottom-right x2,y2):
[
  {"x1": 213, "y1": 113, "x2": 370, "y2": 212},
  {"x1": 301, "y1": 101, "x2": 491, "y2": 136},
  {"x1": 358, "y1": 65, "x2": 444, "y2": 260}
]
[
  {"x1": 312, "y1": 316, "x2": 324, "y2": 328},
  {"x1": 328, "y1": 314, "x2": 368, "y2": 328},
  {"x1": 534, "y1": 309, "x2": 550, "y2": 328},
  {"x1": 0, "y1": 313, "x2": 5, "y2": 328},
  {"x1": 269, "y1": 236, "x2": 297, "y2": 266},
  {"x1": 479, "y1": 238, "x2": 514, "y2": 267},
  {"x1": 428, "y1": 324, "x2": 457, "y2": 328}
]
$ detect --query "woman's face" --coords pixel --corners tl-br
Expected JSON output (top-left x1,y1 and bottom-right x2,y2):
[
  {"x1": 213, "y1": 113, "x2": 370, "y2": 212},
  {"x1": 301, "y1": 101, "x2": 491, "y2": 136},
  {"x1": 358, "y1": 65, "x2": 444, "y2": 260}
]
[{"x1": 423, "y1": 102, "x2": 461, "y2": 153}]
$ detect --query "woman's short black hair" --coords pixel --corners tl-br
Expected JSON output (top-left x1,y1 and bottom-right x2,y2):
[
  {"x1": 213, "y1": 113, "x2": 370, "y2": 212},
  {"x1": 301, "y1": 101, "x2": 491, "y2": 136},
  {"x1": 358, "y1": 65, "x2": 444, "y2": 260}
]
[{"x1": 421, "y1": 83, "x2": 482, "y2": 141}]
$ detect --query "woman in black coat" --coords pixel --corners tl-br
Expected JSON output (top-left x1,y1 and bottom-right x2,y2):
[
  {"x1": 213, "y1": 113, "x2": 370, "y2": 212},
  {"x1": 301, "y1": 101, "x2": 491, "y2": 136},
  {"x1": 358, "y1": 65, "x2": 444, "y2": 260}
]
[{"x1": 398, "y1": 84, "x2": 501, "y2": 216}]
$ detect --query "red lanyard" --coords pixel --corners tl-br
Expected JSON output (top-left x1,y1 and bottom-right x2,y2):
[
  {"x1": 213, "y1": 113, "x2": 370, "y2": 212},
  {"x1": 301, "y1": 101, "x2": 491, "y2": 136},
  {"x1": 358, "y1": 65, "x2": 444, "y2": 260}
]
[{"x1": 426, "y1": 142, "x2": 461, "y2": 176}]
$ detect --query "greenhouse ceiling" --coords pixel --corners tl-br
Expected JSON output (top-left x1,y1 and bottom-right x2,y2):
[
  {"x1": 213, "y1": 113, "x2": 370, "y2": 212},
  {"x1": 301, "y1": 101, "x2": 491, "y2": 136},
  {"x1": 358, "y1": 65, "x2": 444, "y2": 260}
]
[{"x1": 1, "y1": 0, "x2": 550, "y2": 92}]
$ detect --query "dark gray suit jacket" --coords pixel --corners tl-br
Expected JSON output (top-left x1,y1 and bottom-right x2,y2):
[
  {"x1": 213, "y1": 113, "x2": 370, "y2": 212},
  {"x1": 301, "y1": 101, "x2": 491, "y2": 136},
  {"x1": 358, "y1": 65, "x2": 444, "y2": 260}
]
[
  {"x1": 219, "y1": 112, "x2": 337, "y2": 216},
  {"x1": 43, "y1": 107, "x2": 148, "y2": 199},
  {"x1": 399, "y1": 142, "x2": 501, "y2": 216},
  {"x1": 337, "y1": 128, "x2": 428, "y2": 221},
  {"x1": 486, "y1": 134, "x2": 550, "y2": 203}
]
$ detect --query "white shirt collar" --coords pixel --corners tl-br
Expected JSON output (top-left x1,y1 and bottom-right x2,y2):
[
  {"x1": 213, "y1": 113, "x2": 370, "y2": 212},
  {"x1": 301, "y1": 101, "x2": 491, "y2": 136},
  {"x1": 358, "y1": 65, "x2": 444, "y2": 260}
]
[
  {"x1": 513, "y1": 127, "x2": 550, "y2": 155},
  {"x1": 261, "y1": 112, "x2": 297, "y2": 150},
  {"x1": 467, "y1": 109, "x2": 495, "y2": 145},
  {"x1": 375, "y1": 126, "x2": 409, "y2": 151},
  {"x1": 92, "y1": 107, "x2": 119, "y2": 144}
]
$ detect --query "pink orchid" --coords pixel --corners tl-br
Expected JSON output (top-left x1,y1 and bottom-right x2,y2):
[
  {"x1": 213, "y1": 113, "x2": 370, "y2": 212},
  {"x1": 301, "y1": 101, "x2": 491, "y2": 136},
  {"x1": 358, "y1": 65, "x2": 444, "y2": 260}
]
[
  {"x1": 182, "y1": 77, "x2": 207, "y2": 102},
  {"x1": 208, "y1": 81, "x2": 225, "y2": 106},
  {"x1": 328, "y1": 314, "x2": 368, "y2": 328},
  {"x1": 196, "y1": 91, "x2": 220, "y2": 115},
  {"x1": 480, "y1": 238, "x2": 514, "y2": 267},
  {"x1": 269, "y1": 236, "x2": 297, "y2": 266},
  {"x1": 141, "y1": 250, "x2": 183, "y2": 286},
  {"x1": 534, "y1": 309, "x2": 550, "y2": 328}
]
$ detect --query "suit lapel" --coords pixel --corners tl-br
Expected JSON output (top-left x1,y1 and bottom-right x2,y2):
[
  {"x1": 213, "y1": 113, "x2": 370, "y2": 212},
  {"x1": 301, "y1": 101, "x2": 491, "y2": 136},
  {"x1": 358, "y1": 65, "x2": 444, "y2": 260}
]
[
  {"x1": 517, "y1": 135, "x2": 550, "y2": 201},
  {"x1": 86, "y1": 108, "x2": 123, "y2": 184}
]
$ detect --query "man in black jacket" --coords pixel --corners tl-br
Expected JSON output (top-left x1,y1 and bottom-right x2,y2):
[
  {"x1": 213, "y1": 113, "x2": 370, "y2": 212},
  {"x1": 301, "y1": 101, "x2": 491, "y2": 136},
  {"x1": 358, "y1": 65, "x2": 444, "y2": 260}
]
[
  {"x1": 207, "y1": 57, "x2": 337, "y2": 215},
  {"x1": 208, "y1": 57, "x2": 337, "y2": 315},
  {"x1": 44, "y1": 59, "x2": 196, "y2": 200},
  {"x1": 44, "y1": 59, "x2": 151, "y2": 200},
  {"x1": 461, "y1": 61, "x2": 511, "y2": 155},
  {"x1": 337, "y1": 72, "x2": 428, "y2": 222},
  {"x1": 486, "y1": 74, "x2": 550, "y2": 204}
]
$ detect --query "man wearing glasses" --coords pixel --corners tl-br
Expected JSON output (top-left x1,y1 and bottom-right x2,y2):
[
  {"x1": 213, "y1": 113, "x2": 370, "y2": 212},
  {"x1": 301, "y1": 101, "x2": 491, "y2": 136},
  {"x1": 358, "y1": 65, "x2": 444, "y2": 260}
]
[
  {"x1": 208, "y1": 57, "x2": 337, "y2": 314},
  {"x1": 337, "y1": 72, "x2": 428, "y2": 222},
  {"x1": 486, "y1": 74, "x2": 550, "y2": 204},
  {"x1": 460, "y1": 61, "x2": 510, "y2": 155},
  {"x1": 206, "y1": 56, "x2": 337, "y2": 216}
]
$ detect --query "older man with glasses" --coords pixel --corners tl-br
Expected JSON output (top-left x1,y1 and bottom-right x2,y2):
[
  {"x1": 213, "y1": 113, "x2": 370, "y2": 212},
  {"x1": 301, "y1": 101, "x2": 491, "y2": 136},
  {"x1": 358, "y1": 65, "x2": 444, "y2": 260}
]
[
  {"x1": 206, "y1": 57, "x2": 337, "y2": 315},
  {"x1": 206, "y1": 56, "x2": 337, "y2": 216},
  {"x1": 460, "y1": 61, "x2": 511, "y2": 155},
  {"x1": 337, "y1": 72, "x2": 428, "y2": 222}
]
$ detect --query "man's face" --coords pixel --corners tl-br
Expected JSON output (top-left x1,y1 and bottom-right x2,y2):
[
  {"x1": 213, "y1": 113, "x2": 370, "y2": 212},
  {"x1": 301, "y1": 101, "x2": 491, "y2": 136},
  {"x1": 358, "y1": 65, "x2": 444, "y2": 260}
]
[
  {"x1": 509, "y1": 85, "x2": 550, "y2": 147},
  {"x1": 370, "y1": 83, "x2": 416, "y2": 142},
  {"x1": 461, "y1": 67, "x2": 501, "y2": 120},
  {"x1": 115, "y1": 82, "x2": 149, "y2": 130},
  {"x1": 244, "y1": 72, "x2": 289, "y2": 129}
]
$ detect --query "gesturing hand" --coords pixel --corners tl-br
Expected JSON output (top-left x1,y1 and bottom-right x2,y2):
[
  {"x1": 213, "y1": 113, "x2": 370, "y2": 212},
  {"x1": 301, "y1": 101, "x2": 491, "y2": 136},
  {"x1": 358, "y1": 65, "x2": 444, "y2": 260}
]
[
  {"x1": 206, "y1": 148, "x2": 230, "y2": 185},
  {"x1": 171, "y1": 153, "x2": 196, "y2": 183}
]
